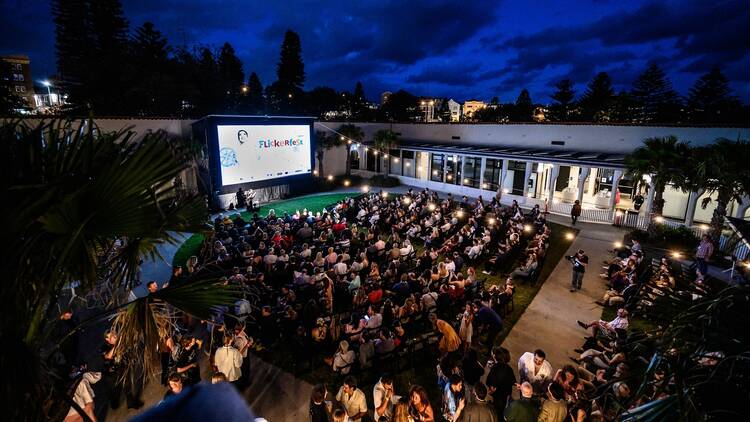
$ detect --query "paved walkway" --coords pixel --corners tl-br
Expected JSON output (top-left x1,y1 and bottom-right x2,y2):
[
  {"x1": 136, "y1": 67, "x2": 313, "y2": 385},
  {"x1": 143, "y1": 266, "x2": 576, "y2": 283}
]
[{"x1": 501, "y1": 214, "x2": 626, "y2": 392}]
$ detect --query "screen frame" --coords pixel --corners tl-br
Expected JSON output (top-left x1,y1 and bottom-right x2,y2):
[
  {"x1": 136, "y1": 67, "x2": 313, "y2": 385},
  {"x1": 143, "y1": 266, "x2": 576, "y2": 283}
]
[{"x1": 201, "y1": 115, "x2": 317, "y2": 194}]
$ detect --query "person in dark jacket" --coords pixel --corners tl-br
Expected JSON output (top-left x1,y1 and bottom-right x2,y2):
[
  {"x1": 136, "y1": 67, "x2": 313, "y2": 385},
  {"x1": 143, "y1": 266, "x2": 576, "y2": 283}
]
[
  {"x1": 570, "y1": 200, "x2": 582, "y2": 225},
  {"x1": 461, "y1": 383, "x2": 497, "y2": 422},
  {"x1": 485, "y1": 347, "x2": 515, "y2": 415},
  {"x1": 504, "y1": 382, "x2": 540, "y2": 422}
]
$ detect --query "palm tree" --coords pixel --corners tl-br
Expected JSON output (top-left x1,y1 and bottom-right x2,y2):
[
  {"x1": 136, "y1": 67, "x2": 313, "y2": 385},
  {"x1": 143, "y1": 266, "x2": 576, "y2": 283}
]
[
  {"x1": 625, "y1": 136, "x2": 691, "y2": 227},
  {"x1": 315, "y1": 130, "x2": 342, "y2": 178},
  {"x1": 0, "y1": 119, "x2": 240, "y2": 421},
  {"x1": 337, "y1": 123, "x2": 364, "y2": 176},
  {"x1": 677, "y1": 138, "x2": 750, "y2": 242},
  {"x1": 373, "y1": 129, "x2": 399, "y2": 175}
]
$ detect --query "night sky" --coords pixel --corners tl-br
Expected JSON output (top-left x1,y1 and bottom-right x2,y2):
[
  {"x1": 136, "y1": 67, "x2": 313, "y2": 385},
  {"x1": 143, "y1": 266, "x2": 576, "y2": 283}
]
[{"x1": 2, "y1": 0, "x2": 749, "y2": 103}]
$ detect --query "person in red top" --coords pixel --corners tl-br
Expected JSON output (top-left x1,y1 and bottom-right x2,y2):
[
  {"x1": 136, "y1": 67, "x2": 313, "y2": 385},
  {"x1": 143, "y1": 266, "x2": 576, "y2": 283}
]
[
  {"x1": 332, "y1": 219, "x2": 347, "y2": 233},
  {"x1": 368, "y1": 283, "x2": 384, "y2": 304}
]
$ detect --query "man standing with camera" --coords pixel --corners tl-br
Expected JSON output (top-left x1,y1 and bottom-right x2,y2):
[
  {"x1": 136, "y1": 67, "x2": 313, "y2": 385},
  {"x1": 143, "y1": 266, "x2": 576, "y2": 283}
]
[{"x1": 568, "y1": 249, "x2": 588, "y2": 292}]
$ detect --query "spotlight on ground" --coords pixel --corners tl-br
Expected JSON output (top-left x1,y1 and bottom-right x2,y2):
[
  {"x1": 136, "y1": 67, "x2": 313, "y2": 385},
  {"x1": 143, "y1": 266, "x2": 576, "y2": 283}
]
[
  {"x1": 614, "y1": 241, "x2": 623, "y2": 249},
  {"x1": 566, "y1": 232, "x2": 575, "y2": 240},
  {"x1": 362, "y1": 185, "x2": 370, "y2": 193}
]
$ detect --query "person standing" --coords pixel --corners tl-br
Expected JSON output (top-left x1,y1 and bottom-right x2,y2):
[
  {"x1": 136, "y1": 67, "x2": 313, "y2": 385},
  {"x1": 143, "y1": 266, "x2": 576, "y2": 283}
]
[
  {"x1": 694, "y1": 234, "x2": 714, "y2": 275},
  {"x1": 570, "y1": 200, "x2": 581, "y2": 225},
  {"x1": 310, "y1": 384, "x2": 332, "y2": 422},
  {"x1": 460, "y1": 383, "x2": 497, "y2": 422},
  {"x1": 214, "y1": 335, "x2": 243, "y2": 386},
  {"x1": 503, "y1": 382, "x2": 539, "y2": 422},
  {"x1": 537, "y1": 383, "x2": 567, "y2": 422},
  {"x1": 374, "y1": 374, "x2": 398, "y2": 420},
  {"x1": 567, "y1": 249, "x2": 588, "y2": 293},
  {"x1": 517, "y1": 350, "x2": 553, "y2": 396},
  {"x1": 485, "y1": 347, "x2": 515, "y2": 415},
  {"x1": 233, "y1": 324, "x2": 253, "y2": 388},
  {"x1": 335, "y1": 376, "x2": 368, "y2": 421}
]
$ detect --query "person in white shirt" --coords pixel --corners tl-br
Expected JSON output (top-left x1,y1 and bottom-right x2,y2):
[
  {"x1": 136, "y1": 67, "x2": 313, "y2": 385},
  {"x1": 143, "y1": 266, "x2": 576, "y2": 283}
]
[
  {"x1": 400, "y1": 239, "x2": 414, "y2": 256},
  {"x1": 332, "y1": 340, "x2": 356, "y2": 374},
  {"x1": 577, "y1": 308, "x2": 629, "y2": 336},
  {"x1": 444, "y1": 257, "x2": 456, "y2": 274},
  {"x1": 518, "y1": 349, "x2": 553, "y2": 395},
  {"x1": 373, "y1": 374, "x2": 400, "y2": 420},
  {"x1": 336, "y1": 376, "x2": 368, "y2": 421},
  {"x1": 299, "y1": 243, "x2": 312, "y2": 259},
  {"x1": 215, "y1": 335, "x2": 243, "y2": 383},
  {"x1": 333, "y1": 256, "x2": 349, "y2": 276},
  {"x1": 364, "y1": 305, "x2": 383, "y2": 330}
]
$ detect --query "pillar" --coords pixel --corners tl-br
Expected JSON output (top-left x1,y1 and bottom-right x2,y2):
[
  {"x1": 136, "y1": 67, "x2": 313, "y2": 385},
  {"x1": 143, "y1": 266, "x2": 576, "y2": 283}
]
[
  {"x1": 576, "y1": 167, "x2": 591, "y2": 203},
  {"x1": 644, "y1": 180, "x2": 656, "y2": 216},
  {"x1": 522, "y1": 161, "x2": 533, "y2": 197},
  {"x1": 547, "y1": 164, "x2": 560, "y2": 201},
  {"x1": 608, "y1": 170, "x2": 623, "y2": 210},
  {"x1": 479, "y1": 157, "x2": 487, "y2": 191},
  {"x1": 684, "y1": 190, "x2": 704, "y2": 226},
  {"x1": 500, "y1": 159, "x2": 509, "y2": 191}
]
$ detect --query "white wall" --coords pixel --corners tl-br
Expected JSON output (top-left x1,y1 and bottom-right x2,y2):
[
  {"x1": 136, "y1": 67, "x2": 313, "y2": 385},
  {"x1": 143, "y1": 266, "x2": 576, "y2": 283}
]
[{"x1": 321, "y1": 121, "x2": 749, "y2": 155}]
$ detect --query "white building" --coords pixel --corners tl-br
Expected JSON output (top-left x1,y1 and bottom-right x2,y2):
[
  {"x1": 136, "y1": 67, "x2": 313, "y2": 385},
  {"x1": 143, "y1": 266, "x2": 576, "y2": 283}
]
[{"x1": 448, "y1": 99, "x2": 461, "y2": 122}]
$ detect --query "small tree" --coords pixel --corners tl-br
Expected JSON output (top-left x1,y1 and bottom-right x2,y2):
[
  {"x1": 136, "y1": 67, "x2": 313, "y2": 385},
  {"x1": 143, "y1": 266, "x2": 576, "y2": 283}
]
[
  {"x1": 337, "y1": 123, "x2": 364, "y2": 176},
  {"x1": 315, "y1": 130, "x2": 341, "y2": 178},
  {"x1": 677, "y1": 139, "x2": 750, "y2": 241},
  {"x1": 579, "y1": 72, "x2": 614, "y2": 122},
  {"x1": 625, "y1": 136, "x2": 691, "y2": 229},
  {"x1": 373, "y1": 129, "x2": 399, "y2": 175}
]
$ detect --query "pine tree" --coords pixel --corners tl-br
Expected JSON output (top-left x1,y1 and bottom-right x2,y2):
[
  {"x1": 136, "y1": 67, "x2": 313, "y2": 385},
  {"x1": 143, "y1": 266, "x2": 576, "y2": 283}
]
[
  {"x1": 549, "y1": 79, "x2": 576, "y2": 121},
  {"x1": 52, "y1": 0, "x2": 95, "y2": 109},
  {"x1": 196, "y1": 48, "x2": 221, "y2": 114},
  {"x1": 126, "y1": 22, "x2": 178, "y2": 115},
  {"x1": 218, "y1": 42, "x2": 245, "y2": 112},
  {"x1": 579, "y1": 72, "x2": 614, "y2": 122},
  {"x1": 686, "y1": 67, "x2": 741, "y2": 124},
  {"x1": 277, "y1": 30, "x2": 305, "y2": 89},
  {"x1": 631, "y1": 63, "x2": 682, "y2": 123},
  {"x1": 88, "y1": 0, "x2": 129, "y2": 113},
  {"x1": 245, "y1": 72, "x2": 264, "y2": 114},
  {"x1": 611, "y1": 91, "x2": 636, "y2": 123},
  {"x1": 351, "y1": 81, "x2": 367, "y2": 119},
  {"x1": 512, "y1": 89, "x2": 534, "y2": 122}
]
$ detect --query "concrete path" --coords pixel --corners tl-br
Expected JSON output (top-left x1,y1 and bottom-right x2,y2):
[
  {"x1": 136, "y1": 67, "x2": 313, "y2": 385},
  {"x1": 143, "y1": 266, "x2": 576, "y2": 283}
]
[{"x1": 501, "y1": 215, "x2": 626, "y2": 389}]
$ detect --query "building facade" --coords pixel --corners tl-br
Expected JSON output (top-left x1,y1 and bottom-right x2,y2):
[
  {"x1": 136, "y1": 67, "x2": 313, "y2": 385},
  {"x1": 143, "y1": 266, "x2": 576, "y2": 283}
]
[
  {"x1": 448, "y1": 99, "x2": 461, "y2": 122},
  {"x1": 343, "y1": 122, "x2": 750, "y2": 229},
  {"x1": 1, "y1": 55, "x2": 35, "y2": 107},
  {"x1": 462, "y1": 100, "x2": 486, "y2": 120}
]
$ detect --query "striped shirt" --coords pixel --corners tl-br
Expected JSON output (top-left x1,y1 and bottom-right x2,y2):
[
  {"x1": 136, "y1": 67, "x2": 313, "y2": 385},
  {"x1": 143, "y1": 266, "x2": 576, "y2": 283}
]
[{"x1": 696, "y1": 240, "x2": 714, "y2": 259}]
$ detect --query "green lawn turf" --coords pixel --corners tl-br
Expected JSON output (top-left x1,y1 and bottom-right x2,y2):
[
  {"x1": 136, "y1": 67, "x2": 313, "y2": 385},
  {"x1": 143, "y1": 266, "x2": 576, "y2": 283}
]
[{"x1": 172, "y1": 193, "x2": 356, "y2": 268}]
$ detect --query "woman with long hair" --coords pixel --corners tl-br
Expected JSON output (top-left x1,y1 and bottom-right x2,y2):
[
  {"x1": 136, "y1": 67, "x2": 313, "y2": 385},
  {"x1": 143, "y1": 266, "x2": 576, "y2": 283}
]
[{"x1": 408, "y1": 385, "x2": 435, "y2": 421}]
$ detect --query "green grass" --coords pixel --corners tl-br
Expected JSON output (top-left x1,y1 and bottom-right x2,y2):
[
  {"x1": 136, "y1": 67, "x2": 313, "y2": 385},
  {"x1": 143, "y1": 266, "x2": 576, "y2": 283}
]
[{"x1": 171, "y1": 193, "x2": 356, "y2": 268}]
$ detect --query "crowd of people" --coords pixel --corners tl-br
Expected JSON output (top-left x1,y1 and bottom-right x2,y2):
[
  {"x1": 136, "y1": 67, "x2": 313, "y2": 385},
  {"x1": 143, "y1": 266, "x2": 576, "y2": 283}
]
[{"x1": 57, "y1": 184, "x2": 731, "y2": 422}]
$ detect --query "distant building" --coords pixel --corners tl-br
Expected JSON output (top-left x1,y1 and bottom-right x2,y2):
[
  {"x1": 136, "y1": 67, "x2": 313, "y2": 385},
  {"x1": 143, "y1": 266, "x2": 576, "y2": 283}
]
[
  {"x1": 380, "y1": 91, "x2": 392, "y2": 105},
  {"x1": 462, "y1": 99, "x2": 486, "y2": 120},
  {"x1": 1, "y1": 55, "x2": 35, "y2": 108},
  {"x1": 419, "y1": 97, "x2": 441, "y2": 122},
  {"x1": 448, "y1": 99, "x2": 461, "y2": 122},
  {"x1": 533, "y1": 106, "x2": 548, "y2": 122}
]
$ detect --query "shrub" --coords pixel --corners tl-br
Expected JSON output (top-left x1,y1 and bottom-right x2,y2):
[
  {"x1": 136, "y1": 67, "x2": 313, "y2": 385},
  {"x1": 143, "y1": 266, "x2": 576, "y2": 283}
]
[
  {"x1": 369, "y1": 174, "x2": 400, "y2": 187},
  {"x1": 630, "y1": 225, "x2": 699, "y2": 252}
]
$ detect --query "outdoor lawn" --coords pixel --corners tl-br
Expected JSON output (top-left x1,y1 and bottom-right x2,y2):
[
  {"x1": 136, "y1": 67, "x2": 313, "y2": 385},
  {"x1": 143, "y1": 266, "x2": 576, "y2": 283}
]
[{"x1": 172, "y1": 192, "x2": 356, "y2": 268}]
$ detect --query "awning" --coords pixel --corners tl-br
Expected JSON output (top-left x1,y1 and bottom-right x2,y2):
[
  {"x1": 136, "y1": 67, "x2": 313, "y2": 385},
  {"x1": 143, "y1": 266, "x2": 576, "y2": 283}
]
[{"x1": 363, "y1": 138, "x2": 626, "y2": 168}]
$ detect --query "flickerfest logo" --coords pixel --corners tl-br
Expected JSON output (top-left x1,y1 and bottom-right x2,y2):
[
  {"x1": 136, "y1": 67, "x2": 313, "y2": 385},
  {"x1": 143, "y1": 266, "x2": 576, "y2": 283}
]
[{"x1": 257, "y1": 137, "x2": 304, "y2": 148}]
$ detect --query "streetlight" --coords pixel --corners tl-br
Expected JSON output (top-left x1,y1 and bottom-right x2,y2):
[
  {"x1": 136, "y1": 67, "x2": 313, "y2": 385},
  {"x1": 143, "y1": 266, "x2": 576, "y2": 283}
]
[{"x1": 41, "y1": 80, "x2": 53, "y2": 105}]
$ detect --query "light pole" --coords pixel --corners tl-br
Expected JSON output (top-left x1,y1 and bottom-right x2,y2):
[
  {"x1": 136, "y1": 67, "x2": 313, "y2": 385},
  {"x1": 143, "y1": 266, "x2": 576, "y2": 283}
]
[{"x1": 41, "y1": 80, "x2": 53, "y2": 106}]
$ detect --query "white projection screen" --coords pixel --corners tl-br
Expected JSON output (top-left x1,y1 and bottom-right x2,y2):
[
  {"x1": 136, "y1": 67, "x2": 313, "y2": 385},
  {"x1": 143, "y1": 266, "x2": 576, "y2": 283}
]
[{"x1": 216, "y1": 124, "x2": 312, "y2": 186}]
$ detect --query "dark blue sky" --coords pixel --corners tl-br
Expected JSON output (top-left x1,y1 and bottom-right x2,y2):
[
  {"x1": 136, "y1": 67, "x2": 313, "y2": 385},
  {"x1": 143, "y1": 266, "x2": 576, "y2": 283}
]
[{"x1": 2, "y1": 0, "x2": 749, "y2": 103}]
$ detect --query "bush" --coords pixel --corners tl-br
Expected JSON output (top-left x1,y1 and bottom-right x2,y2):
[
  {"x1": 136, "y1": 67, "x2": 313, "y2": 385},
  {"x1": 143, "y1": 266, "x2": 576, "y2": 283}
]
[
  {"x1": 369, "y1": 174, "x2": 400, "y2": 187},
  {"x1": 630, "y1": 225, "x2": 699, "y2": 252}
]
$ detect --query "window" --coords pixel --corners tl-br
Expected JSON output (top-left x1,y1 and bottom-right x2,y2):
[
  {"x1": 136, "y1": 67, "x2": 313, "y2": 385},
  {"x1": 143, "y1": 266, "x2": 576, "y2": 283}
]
[
  {"x1": 430, "y1": 153, "x2": 444, "y2": 182},
  {"x1": 462, "y1": 157, "x2": 481, "y2": 188},
  {"x1": 402, "y1": 150, "x2": 415, "y2": 178},
  {"x1": 445, "y1": 155, "x2": 461, "y2": 185},
  {"x1": 350, "y1": 150, "x2": 360, "y2": 170},
  {"x1": 483, "y1": 158, "x2": 503, "y2": 191},
  {"x1": 13, "y1": 73, "x2": 24, "y2": 81},
  {"x1": 15, "y1": 85, "x2": 26, "y2": 93}
]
